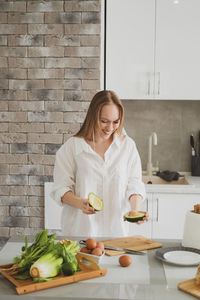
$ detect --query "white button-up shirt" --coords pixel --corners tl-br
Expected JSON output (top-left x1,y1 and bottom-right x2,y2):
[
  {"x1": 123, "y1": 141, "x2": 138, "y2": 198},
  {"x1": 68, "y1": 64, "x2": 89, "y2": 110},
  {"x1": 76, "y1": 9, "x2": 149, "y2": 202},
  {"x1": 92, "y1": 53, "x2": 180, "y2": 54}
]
[{"x1": 51, "y1": 133, "x2": 146, "y2": 237}]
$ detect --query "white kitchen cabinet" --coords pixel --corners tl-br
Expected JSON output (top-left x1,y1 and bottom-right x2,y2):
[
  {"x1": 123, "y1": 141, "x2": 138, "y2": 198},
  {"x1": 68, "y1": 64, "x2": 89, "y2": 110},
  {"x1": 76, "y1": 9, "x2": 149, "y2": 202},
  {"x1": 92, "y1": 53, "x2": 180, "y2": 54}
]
[
  {"x1": 106, "y1": 0, "x2": 155, "y2": 99},
  {"x1": 150, "y1": 192, "x2": 200, "y2": 239},
  {"x1": 106, "y1": 0, "x2": 200, "y2": 100},
  {"x1": 155, "y1": 0, "x2": 200, "y2": 100}
]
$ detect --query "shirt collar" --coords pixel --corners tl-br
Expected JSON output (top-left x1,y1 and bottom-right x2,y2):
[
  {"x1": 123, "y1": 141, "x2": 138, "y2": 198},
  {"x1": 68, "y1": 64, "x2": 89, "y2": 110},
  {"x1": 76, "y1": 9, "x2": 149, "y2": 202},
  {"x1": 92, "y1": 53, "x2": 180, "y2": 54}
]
[
  {"x1": 76, "y1": 130, "x2": 127, "y2": 155},
  {"x1": 113, "y1": 129, "x2": 127, "y2": 148}
]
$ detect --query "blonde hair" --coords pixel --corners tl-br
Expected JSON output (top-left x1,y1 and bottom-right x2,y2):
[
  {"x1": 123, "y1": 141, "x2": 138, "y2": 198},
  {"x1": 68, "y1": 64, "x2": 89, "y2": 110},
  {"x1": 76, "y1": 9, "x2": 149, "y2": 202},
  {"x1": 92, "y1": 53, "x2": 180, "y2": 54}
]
[{"x1": 75, "y1": 90, "x2": 124, "y2": 141}]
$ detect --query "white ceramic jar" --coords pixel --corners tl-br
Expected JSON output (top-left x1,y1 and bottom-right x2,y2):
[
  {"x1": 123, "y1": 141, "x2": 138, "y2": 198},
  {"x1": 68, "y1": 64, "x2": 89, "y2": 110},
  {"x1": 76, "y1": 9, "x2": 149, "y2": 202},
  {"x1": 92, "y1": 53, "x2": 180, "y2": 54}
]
[{"x1": 182, "y1": 210, "x2": 200, "y2": 249}]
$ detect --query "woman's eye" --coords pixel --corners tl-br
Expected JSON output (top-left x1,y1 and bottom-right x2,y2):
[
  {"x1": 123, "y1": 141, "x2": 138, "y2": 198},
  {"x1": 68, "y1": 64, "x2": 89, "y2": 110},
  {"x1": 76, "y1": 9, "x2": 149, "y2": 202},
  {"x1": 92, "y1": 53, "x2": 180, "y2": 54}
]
[{"x1": 101, "y1": 120, "x2": 119, "y2": 124}]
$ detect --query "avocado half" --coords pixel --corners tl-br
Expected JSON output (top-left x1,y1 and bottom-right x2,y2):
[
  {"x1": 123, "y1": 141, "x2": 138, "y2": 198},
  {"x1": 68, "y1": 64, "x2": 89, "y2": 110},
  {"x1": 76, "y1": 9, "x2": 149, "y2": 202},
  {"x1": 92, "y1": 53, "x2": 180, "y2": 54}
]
[
  {"x1": 124, "y1": 211, "x2": 146, "y2": 223},
  {"x1": 88, "y1": 192, "x2": 103, "y2": 211}
]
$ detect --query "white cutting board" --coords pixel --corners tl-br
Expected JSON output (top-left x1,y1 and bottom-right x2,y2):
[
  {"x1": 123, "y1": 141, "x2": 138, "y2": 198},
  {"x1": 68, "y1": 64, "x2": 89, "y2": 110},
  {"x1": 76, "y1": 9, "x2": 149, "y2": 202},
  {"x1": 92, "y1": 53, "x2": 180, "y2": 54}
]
[
  {"x1": 0, "y1": 242, "x2": 25, "y2": 265},
  {"x1": 44, "y1": 182, "x2": 62, "y2": 230}
]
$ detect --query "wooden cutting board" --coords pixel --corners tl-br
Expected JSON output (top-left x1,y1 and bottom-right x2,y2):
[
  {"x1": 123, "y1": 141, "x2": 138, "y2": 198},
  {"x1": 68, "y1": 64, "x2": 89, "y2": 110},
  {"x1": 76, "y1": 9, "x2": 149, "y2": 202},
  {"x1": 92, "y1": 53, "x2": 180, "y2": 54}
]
[
  {"x1": 178, "y1": 278, "x2": 200, "y2": 299},
  {"x1": 0, "y1": 253, "x2": 107, "y2": 295},
  {"x1": 101, "y1": 235, "x2": 163, "y2": 256}
]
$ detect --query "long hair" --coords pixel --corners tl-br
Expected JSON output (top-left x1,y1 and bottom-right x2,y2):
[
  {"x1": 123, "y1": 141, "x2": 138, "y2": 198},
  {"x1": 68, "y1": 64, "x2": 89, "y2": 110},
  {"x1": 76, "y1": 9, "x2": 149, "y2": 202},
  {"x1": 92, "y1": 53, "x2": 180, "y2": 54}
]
[{"x1": 75, "y1": 90, "x2": 124, "y2": 141}]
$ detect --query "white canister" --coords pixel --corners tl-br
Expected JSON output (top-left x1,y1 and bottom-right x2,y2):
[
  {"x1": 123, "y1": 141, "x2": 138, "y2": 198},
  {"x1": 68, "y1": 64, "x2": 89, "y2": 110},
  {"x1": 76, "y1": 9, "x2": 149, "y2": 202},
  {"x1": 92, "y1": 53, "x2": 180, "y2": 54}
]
[{"x1": 182, "y1": 210, "x2": 200, "y2": 249}]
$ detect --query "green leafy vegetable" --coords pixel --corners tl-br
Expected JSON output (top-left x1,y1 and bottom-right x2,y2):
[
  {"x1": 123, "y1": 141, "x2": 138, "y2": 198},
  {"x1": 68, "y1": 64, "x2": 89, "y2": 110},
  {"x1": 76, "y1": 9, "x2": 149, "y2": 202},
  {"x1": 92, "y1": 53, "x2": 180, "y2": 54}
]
[
  {"x1": 33, "y1": 277, "x2": 54, "y2": 283},
  {"x1": 14, "y1": 270, "x2": 31, "y2": 280},
  {"x1": 50, "y1": 241, "x2": 79, "y2": 276},
  {"x1": 62, "y1": 252, "x2": 78, "y2": 275},
  {"x1": 13, "y1": 229, "x2": 80, "y2": 281}
]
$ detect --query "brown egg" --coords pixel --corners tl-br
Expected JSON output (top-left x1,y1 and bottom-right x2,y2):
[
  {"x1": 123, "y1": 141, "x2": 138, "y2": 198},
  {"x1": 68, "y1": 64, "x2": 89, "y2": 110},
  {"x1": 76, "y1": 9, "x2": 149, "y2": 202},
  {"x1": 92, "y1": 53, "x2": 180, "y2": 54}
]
[
  {"x1": 80, "y1": 246, "x2": 91, "y2": 254},
  {"x1": 96, "y1": 241, "x2": 104, "y2": 252},
  {"x1": 119, "y1": 255, "x2": 132, "y2": 267},
  {"x1": 91, "y1": 247, "x2": 102, "y2": 256},
  {"x1": 86, "y1": 238, "x2": 97, "y2": 250}
]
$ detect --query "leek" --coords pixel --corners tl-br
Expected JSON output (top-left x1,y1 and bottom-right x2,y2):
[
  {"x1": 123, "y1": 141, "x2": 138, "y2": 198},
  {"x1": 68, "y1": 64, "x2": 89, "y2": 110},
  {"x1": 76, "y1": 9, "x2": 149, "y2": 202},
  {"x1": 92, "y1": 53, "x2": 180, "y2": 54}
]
[{"x1": 30, "y1": 253, "x2": 63, "y2": 278}]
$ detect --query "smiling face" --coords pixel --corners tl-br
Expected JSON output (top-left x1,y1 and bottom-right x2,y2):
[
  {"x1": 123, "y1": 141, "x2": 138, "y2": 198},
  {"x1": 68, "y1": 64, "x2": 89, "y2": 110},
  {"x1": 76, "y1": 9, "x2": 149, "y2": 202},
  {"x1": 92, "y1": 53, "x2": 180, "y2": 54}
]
[
  {"x1": 96, "y1": 104, "x2": 120, "y2": 140},
  {"x1": 75, "y1": 90, "x2": 124, "y2": 142}
]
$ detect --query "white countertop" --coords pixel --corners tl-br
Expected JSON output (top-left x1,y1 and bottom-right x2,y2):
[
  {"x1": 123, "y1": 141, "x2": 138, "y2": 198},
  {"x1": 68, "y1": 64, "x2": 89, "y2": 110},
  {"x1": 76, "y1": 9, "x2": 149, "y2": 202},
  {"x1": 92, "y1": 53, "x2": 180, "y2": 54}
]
[
  {"x1": 144, "y1": 175, "x2": 200, "y2": 194},
  {"x1": 0, "y1": 237, "x2": 196, "y2": 300}
]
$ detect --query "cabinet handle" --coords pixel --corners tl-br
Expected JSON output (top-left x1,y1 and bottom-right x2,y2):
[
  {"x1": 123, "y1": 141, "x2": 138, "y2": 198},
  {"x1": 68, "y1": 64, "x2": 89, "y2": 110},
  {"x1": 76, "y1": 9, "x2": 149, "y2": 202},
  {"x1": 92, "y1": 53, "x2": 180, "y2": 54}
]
[
  {"x1": 148, "y1": 78, "x2": 150, "y2": 95},
  {"x1": 156, "y1": 197, "x2": 159, "y2": 222},
  {"x1": 157, "y1": 72, "x2": 160, "y2": 95},
  {"x1": 146, "y1": 197, "x2": 149, "y2": 212}
]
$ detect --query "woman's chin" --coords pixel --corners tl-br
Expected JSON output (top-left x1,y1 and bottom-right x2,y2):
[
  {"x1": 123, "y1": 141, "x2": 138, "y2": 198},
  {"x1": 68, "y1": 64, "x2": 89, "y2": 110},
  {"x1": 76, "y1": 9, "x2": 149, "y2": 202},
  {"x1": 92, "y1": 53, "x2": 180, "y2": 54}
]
[{"x1": 102, "y1": 132, "x2": 112, "y2": 139}]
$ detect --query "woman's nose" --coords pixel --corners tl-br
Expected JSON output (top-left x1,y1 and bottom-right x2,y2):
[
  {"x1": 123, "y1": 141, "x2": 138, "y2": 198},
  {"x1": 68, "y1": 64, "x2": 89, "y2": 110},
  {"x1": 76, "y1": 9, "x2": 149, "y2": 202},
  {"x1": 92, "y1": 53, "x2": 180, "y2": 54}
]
[{"x1": 106, "y1": 122, "x2": 113, "y2": 131}]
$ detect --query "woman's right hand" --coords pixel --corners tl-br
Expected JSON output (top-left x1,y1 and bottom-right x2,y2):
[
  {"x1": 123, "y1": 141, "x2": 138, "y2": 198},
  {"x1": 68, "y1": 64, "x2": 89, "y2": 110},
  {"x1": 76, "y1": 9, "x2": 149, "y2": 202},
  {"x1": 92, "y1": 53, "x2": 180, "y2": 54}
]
[
  {"x1": 80, "y1": 198, "x2": 95, "y2": 214},
  {"x1": 61, "y1": 191, "x2": 95, "y2": 214}
]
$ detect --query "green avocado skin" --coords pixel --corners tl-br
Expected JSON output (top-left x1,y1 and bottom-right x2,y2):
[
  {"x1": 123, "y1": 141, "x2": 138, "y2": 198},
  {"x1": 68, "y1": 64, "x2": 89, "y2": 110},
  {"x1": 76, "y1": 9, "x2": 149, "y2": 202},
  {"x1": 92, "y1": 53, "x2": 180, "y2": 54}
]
[
  {"x1": 124, "y1": 212, "x2": 145, "y2": 223},
  {"x1": 89, "y1": 203, "x2": 102, "y2": 211}
]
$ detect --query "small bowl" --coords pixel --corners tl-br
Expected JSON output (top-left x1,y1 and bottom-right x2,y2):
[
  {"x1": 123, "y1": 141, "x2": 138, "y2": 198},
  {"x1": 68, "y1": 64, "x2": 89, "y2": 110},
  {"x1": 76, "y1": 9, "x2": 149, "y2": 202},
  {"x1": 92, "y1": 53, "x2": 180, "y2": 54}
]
[{"x1": 78, "y1": 251, "x2": 105, "y2": 264}]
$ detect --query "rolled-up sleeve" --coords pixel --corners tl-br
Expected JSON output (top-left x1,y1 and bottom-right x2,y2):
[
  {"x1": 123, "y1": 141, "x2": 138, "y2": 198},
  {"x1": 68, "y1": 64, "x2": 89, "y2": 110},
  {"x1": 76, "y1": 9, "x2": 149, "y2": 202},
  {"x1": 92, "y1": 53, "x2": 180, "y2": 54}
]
[
  {"x1": 126, "y1": 141, "x2": 146, "y2": 201},
  {"x1": 50, "y1": 138, "x2": 75, "y2": 206}
]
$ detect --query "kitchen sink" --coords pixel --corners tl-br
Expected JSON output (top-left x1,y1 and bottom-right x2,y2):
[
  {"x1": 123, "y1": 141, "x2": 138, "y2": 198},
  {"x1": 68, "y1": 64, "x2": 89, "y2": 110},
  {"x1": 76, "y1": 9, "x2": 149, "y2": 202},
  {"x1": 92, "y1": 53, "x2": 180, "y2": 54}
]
[{"x1": 142, "y1": 175, "x2": 191, "y2": 185}]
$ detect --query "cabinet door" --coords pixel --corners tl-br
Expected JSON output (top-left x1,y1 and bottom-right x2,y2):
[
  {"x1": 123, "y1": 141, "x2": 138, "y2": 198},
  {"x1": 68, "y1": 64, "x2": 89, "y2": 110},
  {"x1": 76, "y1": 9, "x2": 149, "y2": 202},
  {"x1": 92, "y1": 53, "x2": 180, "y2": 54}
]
[
  {"x1": 106, "y1": 0, "x2": 155, "y2": 99},
  {"x1": 155, "y1": 0, "x2": 200, "y2": 99},
  {"x1": 129, "y1": 194, "x2": 152, "y2": 238},
  {"x1": 152, "y1": 193, "x2": 200, "y2": 239}
]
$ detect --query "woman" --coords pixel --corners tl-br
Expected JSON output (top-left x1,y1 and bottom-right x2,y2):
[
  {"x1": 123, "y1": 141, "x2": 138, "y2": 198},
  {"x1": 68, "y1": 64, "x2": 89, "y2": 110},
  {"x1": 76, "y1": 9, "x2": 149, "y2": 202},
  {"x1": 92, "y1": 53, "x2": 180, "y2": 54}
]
[{"x1": 51, "y1": 90, "x2": 148, "y2": 237}]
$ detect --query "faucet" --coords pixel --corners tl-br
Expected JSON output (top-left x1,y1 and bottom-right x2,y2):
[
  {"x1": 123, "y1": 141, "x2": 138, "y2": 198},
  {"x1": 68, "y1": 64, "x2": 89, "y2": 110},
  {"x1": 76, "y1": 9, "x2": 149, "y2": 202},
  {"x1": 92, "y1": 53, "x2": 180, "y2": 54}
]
[{"x1": 147, "y1": 132, "x2": 159, "y2": 176}]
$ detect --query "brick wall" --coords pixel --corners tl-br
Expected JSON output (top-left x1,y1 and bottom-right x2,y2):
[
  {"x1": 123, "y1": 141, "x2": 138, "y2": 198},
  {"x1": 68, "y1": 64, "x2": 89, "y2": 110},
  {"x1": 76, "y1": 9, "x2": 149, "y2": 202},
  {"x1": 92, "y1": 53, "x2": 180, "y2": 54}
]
[{"x1": 0, "y1": 0, "x2": 101, "y2": 236}]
